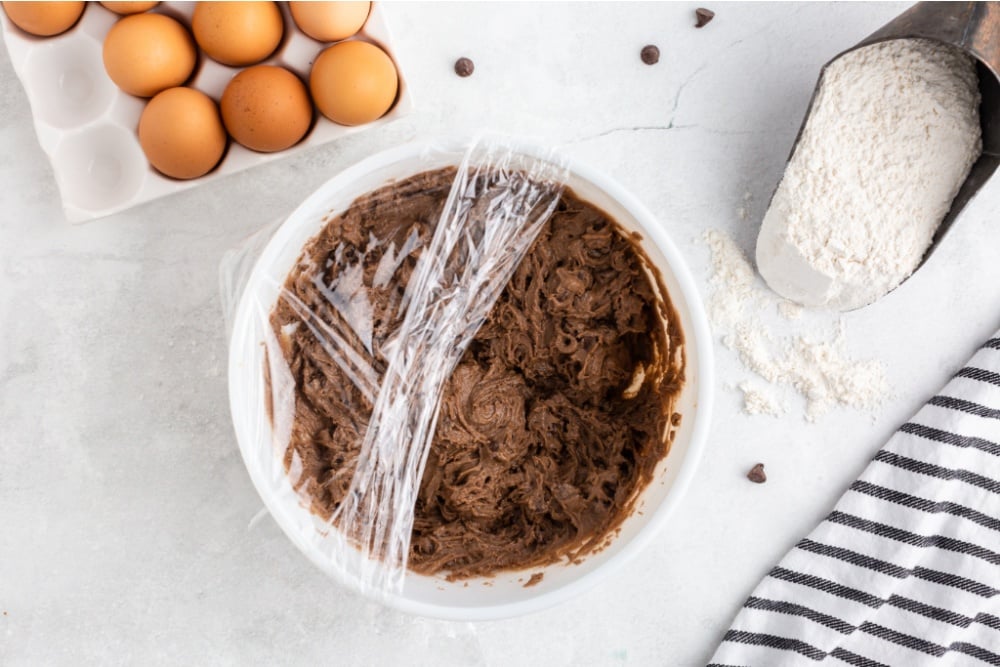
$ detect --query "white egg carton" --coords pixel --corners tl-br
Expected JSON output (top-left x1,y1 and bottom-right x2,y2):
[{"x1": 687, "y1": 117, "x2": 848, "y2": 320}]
[{"x1": 0, "y1": 2, "x2": 412, "y2": 222}]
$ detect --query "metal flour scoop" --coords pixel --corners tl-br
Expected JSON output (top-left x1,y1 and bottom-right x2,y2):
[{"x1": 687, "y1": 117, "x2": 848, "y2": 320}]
[{"x1": 757, "y1": 1, "x2": 1000, "y2": 310}]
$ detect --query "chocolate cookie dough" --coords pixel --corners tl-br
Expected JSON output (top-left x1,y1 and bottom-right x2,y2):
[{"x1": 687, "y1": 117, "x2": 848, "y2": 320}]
[{"x1": 270, "y1": 167, "x2": 685, "y2": 578}]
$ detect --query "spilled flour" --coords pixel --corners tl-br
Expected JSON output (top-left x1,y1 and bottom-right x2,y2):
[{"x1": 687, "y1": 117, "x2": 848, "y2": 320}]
[
  {"x1": 738, "y1": 381, "x2": 786, "y2": 417},
  {"x1": 704, "y1": 229, "x2": 889, "y2": 421}
]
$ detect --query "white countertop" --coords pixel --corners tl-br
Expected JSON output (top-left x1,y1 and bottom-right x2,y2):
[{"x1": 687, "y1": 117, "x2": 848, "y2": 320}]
[{"x1": 3, "y1": 2, "x2": 1000, "y2": 665}]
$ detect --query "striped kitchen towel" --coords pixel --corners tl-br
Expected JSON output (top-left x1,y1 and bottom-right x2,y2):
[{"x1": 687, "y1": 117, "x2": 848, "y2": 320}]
[{"x1": 709, "y1": 333, "x2": 1000, "y2": 666}]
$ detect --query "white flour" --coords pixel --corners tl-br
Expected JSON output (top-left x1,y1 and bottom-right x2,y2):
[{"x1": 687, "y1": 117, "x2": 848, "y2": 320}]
[
  {"x1": 738, "y1": 381, "x2": 786, "y2": 417},
  {"x1": 778, "y1": 300, "x2": 803, "y2": 320},
  {"x1": 757, "y1": 39, "x2": 982, "y2": 311},
  {"x1": 704, "y1": 229, "x2": 889, "y2": 421}
]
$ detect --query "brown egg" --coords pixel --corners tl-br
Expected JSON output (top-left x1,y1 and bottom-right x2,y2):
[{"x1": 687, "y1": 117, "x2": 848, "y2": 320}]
[
  {"x1": 192, "y1": 1, "x2": 283, "y2": 67},
  {"x1": 103, "y1": 13, "x2": 196, "y2": 97},
  {"x1": 99, "y1": 1, "x2": 159, "y2": 15},
  {"x1": 220, "y1": 65, "x2": 312, "y2": 152},
  {"x1": 289, "y1": 1, "x2": 369, "y2": 42},
  {"x1": 310, "y1": 40, "x2": 397, "y2": 126},
  {"x1": 139, "y1": 87, "x2": 226, "y2": 179},
  {"x1": 2, "y1": 1, "x2": 85, "y2": 37}
]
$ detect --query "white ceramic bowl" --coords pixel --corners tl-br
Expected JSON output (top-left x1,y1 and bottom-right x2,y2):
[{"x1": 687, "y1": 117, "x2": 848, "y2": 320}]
[{"x1": 227, "y1": 139, "x2": 714, "y2": 620}]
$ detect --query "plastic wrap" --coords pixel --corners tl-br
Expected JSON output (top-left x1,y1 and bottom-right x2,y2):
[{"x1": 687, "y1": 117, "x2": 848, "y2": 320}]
[{"x1": 222, "y1": 139, "x2": 568, "y2": 599}]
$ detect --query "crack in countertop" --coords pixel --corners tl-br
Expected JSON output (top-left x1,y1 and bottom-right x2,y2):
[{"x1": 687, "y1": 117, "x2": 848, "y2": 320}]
[
  {"x1": 565, "y1": 12, "x2": 799, "y2": 148},
  {"x1": 565, "y1": 122, "x2": 762, "y2": 146}
]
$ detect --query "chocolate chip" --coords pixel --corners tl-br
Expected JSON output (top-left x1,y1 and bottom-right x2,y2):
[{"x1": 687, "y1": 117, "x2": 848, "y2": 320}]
[
  {"x1": 640, "y1": 45, "x2": 660, "y2": 65},
  {"x1": 454, "y1": 57, "x2": 474, "y2": 77},
  {"x1": 747, "y1": 463, "x2": 767, "y2": 484},
  {"x1": 695, "y1": 8, "x2": 715, "y2": 28}
]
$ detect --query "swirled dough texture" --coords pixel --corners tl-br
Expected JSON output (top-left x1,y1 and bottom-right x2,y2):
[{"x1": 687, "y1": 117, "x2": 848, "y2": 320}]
[{"x1": 270, "y1": 168, "x2": 685, "y2": 578}]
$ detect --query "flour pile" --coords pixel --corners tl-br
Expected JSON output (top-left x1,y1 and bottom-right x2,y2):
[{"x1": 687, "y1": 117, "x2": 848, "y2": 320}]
[
  {"x1": 705, "y1": 229, "x2": 888, "y2": 421},
  {"x1": 757, "y1": 39, "x2": 982, "y2": 311}
]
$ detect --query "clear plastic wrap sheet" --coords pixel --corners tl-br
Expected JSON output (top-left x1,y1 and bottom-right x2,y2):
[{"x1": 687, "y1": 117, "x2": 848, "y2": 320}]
[{"x1": 221, "y1": 139, "x2": 569, "y2": 599}]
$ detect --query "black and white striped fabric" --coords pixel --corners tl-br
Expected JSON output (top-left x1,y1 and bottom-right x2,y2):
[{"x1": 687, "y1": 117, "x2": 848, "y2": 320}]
[{"x1": 709, "y1": 333, "x2": 1000, "y2": 666}]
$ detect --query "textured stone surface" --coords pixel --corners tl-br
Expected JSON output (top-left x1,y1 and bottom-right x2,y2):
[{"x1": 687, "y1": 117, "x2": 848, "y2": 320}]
[{"x1": 4, "y1": 3, "x2": 1000, "y2": 665}]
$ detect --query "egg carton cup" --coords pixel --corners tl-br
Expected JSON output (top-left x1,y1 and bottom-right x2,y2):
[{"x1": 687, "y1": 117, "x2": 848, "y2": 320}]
[{"x1": 0, "y1": 2, "x2": 413, "y2": 222}]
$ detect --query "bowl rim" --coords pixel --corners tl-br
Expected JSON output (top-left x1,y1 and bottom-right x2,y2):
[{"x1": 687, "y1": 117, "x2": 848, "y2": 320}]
[{"x1": 227, "y1": 138, "x2": 715, "y2": 621}]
